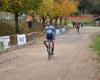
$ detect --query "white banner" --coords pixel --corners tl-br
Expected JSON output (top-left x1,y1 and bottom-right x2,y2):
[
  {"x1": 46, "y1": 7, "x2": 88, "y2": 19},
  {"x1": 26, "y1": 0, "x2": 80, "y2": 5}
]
[
  {"x1": 67, "y1": 24, "x2": 73, "y2": 27},
  {"x1": 61, "y1": 28, "x2": 66, "y2": 32},
  {"x1": 17, "y1": 34, "x2": 26, "y2": 46},
  {"x1": 0, "y1": 36, "x2": 10, "y2": 49},
  {"x1": 56, "y1": 29, "x2": 61, "y2": 35}
]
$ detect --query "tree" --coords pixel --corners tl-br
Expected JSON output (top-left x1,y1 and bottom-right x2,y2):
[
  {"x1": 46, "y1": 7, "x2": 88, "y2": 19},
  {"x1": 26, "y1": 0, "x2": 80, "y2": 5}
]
[
  {"x1": 54, "y1": 0, "x2": 78, "y2": 25},
  {"x1": 78, "y1": 0, "x2": 100, "y2": 15},
  {"x1": 0, "y1": 0, "x2": 43, "y2": 33},
  {"x1": 78, "y1": 0, "x2": 93, "y2": 14},
  {"x1": 37, "y1": 0, "x2": 54, "y2": 26},
  {"x1": 38, "y1": 0, "x2": 78, "y2": 26},
  {"x1": 26, "y1": 0, "x2": 43, "y2": 15},
  {"x1": 90, "y1": 0, "x2": 100, "y2": 15}
]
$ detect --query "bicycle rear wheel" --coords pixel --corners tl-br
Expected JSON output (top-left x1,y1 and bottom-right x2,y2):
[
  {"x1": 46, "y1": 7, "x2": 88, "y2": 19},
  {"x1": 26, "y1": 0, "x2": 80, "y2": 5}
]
[
  {"x1": 48, "y1": 44, "x2": 52, "y2": 61},
  {"x1": 77, "y1": 29, "x2": 79, "y2": 34}
]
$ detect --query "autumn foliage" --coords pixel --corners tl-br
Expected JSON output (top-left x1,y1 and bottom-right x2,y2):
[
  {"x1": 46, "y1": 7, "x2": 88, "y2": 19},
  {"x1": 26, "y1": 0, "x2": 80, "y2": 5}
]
[
  {"x1": 0, "y1": 0, "x2": 79, "y2": 33},
  {"x1": 38, "y1": 0, "x2": 78, "y2": 25}
]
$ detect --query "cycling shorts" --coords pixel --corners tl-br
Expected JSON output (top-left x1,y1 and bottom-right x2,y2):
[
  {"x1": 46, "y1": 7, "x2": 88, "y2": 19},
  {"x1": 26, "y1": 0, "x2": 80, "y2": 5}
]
[{"x1": 46, "y1": 34, "x2": 54, "y2": 41}]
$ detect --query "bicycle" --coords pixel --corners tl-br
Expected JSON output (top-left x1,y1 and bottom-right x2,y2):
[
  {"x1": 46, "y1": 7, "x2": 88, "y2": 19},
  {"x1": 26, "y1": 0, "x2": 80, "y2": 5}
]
[
  {"x1": 76, "y1": 23, "x2": 80, "y2": 34},
  {"x1": 47, "y1": 40, "x2": 53, "y2": 61},
  {"x1": 77, "y1": 28, "x2": 79, "y2": 34}
]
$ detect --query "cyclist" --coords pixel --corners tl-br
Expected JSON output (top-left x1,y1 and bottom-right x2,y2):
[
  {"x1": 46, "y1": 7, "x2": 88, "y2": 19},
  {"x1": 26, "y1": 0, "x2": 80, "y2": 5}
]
[
  {"x1": 44, "y1": 21, "x2": 55, "y2": 55},
  {"x1": 75, "y1": 22, "x2": 80, "y2": 34}
]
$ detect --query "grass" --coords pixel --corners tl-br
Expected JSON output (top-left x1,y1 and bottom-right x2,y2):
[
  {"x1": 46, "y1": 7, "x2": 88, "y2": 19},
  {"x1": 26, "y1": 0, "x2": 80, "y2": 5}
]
[
  {"x1": 91, "y1": 34, "x2": 100, "y2": 56},
  {"x1": 83, "y1": 20, "x2": 96, "y2": 26},
  {"x1": 0, "y1": 19, "x2": 43, "y2": 37}
]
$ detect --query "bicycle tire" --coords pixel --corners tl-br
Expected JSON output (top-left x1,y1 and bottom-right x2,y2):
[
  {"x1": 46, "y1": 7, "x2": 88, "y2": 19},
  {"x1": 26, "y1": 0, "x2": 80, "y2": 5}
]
[
  {"x1": 77, "y1": 29, "x2": 79, "y2": 34},
  {"x1": 48, "y1": 43, "x2": 52, "y2": 61}
]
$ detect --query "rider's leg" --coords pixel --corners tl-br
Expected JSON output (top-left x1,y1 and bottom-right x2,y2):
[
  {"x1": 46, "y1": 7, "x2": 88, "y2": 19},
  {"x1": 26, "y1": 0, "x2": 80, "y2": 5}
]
[
  {"x1": 52, "y1": 41, "x2": 54, "y2": 49},
  {"x1": 51, "y1": 40, "x2": 54, "y2": 54},
  {"x1": 44, "y1": 40, "x2": 48, "y2": 48}
]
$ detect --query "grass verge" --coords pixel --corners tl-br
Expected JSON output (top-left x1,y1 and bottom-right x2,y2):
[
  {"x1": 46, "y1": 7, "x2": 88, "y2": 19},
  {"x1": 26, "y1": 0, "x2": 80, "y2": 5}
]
[{"x1": 90, "y1": 34, "x2": 100, "y2": 56}]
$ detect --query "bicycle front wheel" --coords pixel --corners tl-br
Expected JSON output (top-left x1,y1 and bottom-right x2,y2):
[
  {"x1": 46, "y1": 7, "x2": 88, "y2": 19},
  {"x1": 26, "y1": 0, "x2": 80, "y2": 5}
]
[{"x1": 48, "y1": 44, "x2": 52, "y2": 61}]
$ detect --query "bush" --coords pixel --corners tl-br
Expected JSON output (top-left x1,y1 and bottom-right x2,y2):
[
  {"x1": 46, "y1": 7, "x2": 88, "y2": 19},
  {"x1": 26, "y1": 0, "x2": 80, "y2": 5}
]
[{"x1": 0, "y1": 22, "x2": 15, "y2": 36}]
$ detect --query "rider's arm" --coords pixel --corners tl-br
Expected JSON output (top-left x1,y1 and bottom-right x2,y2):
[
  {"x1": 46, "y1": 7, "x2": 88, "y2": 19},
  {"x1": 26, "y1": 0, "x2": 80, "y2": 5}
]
[{"x1": 43, "y1": 27, "x2": 47, "y2": 39}]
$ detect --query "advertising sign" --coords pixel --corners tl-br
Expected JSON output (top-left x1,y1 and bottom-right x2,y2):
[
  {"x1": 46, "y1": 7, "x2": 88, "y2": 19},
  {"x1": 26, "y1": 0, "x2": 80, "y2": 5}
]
[
  {"x1": 0, "y1": 36, "x2": 10, "y2": 49},
  {"x1": 17, "y1": 34, "x2": 26, "y2": 45},
  {"x1": 56, "y1": 29, "x2": 61, "y2": 35}
]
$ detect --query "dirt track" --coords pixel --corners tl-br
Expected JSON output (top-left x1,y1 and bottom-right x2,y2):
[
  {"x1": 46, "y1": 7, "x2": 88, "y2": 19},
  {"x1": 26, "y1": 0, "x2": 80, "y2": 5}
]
[{"x1": 0, "y1": 26, "x2": 100, "y2": 80}]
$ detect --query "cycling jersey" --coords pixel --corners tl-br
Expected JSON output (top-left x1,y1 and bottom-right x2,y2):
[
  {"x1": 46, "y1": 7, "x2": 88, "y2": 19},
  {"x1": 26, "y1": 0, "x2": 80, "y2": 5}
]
[
  {"x1": 45, "y1": 25, "x2": 55, "y2": 34},
  {"x1": 45, "y1": 25, "x2": 55, "y2": 40}
]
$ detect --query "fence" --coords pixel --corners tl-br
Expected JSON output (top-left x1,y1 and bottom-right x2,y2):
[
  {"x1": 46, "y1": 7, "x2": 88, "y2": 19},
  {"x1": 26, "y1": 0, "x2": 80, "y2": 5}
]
[
  {"x1": 0, "y1": 32, "x2": 36, "y2": 53},
  {"x1": 0, "y1": 26, "x2": 71, "y2": 53},
  {"x1": 55, "y1": 26, "x2": 70, "y2": 36}
]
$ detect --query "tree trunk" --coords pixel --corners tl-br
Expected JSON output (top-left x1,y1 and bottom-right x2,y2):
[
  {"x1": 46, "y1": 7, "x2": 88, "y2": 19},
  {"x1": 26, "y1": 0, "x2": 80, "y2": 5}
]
[
  {"x1": 40, "y1": 18, "x2": 42, "y2": 22},
  {"x1": 41, "y1": 15, "x2": 46, "y2": 27},
  {"x1": 60, "y1": 17, "x2": 62, "y2": 25},
  {"x1": 50, "y1": 19, "x2": 53, "y2": 25},
  {"x1": 55, "y1": 16, "x2": 58, "y2": 27},
  {"x1": 85, "y1": 9, "x2": 87, "y2": 14},
  {"x1": 15, "y1": 12, "x2": 19, "y2": 34},
  {"x1": 32, "y1": 13, "x2": 35, "y2": 22},
  {"x1": 64, "y1": 17, "x2": 67, "y2": 25}
]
